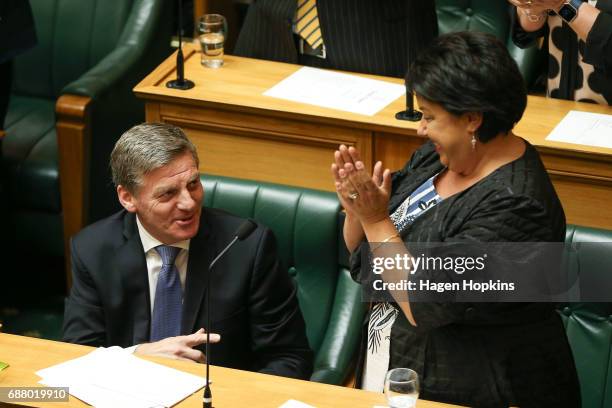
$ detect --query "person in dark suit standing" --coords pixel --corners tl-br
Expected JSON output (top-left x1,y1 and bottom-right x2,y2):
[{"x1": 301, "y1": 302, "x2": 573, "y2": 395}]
[
  {"x1": 233, "y1": 0, "x2": 438, "y2": 78},
  {"x1": 63, "y1": 123, "x2": 313, "y2": 379},
  {"x1": 0, "y1": 0, "x2": 37, "y2": 136}
]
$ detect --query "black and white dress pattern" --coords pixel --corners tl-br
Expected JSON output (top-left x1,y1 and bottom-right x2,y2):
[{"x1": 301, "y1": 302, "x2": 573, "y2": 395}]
[
  {"x1": 513, "y1": 0, "x2": 612, "y2": 104},
  {"x1": 361, "y1": 171, "x2": 443, "y2": 392}
]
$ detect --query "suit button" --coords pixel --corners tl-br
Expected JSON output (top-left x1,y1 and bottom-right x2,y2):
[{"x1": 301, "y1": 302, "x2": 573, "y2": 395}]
[
  {"x1": 563, "y1": 307, "x2": 572, "y2": 316},
  {"x1": 465, "y1": 7, "x2": 474, "y2": 16}
]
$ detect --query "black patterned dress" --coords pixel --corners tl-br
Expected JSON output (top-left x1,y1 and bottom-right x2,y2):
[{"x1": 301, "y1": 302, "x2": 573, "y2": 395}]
[
  {"x1": 512, "y1": 0, "x2": 612, "y2": 104},
  {"x1": 350, "y1": 141, "x2": 580, "y2": 407}
]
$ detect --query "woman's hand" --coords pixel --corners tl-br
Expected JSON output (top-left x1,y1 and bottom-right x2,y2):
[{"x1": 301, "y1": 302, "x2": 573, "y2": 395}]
[
  {"x1": 509, "y1": 0, "x2": 564, "y2": 13},
  {"x1": 332, "y1": 145, "x2": 360, "y2": 212},
  {"x1": 331, "y1": 145, "x2": 392, "y2": 226}
]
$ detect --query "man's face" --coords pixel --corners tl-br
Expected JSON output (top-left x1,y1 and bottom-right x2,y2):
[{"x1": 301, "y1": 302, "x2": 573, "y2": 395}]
[{"x1": 118, "y1": 152, "x2": 203, "y2": 244}]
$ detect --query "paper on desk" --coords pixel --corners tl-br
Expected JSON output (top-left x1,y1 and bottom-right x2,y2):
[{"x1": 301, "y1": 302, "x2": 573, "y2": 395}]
[
  {"x1": 278, "y1": 399, "x2": 316, "y2": 408},
  {"x1": 263, "y1": 67, "x2": 405, "y2": 116},
  {"x1": 546, "y1": 110, "x2": 612, "y2": 149},
  {"x1": 36, "y1": 347, "x2": 205, "y2": 408}
]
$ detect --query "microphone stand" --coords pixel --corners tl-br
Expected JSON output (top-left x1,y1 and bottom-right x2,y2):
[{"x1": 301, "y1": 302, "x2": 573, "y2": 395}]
[
  {"x1": 395, "y1": 81, "x2": 422, "y2": 122},
  {"x1": 203, "y1": 220, "x2": 257, "y2": 408},
  {"x1": 167, "y1": 0, "x2": 195, "y2": 90},
  {"x1": 203, "y1": 236, "x2": 237, "y2": 408}
]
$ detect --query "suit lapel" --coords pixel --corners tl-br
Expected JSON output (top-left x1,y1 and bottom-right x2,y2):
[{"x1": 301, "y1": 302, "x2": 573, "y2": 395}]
[
  {"x1": 182, "y1": 209, "x2": 217, "y2": 335},
  {"x1": 115, "y1": 213, "x2": 151, "y2": 345}
]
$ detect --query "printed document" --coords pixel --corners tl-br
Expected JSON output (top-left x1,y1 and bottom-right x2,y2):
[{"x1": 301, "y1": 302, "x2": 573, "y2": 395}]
[
  {"x1": 546, "y1": 110, "x2": 612, "y2": 149},
  {"x1": 264, "y1": 67, "x2": 405, "y2": 116},
  {"x1": 37, "y1": 347, "x2": 205, "y2": 407}
]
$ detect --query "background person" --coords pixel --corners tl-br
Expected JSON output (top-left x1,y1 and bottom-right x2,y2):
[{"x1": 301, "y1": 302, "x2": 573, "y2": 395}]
[
  {"x1": 331, "y1": 32, "x2": 580, "y2": 406},
  {"x1": 0, "y1": 0, "x2": 37, "y2": 136},
  {"x1": 510, "y1": 0, "x2": 612, "y2": 104},
  {"x1": 233, "y1": 0, "x2": 438, "y2": 78}
]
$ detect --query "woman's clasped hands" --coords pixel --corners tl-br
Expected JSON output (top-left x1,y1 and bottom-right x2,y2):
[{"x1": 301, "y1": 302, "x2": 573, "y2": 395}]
[{"x1": 331, "y1": 144, "x2": 392, "y2": 226}]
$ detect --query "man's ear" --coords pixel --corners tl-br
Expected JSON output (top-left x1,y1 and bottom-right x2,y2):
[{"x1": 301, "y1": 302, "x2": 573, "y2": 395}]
[
  {"x1": 465, "y1": 111, "x2": 483, "y2": 134},
  {"x1": 117, "y1": 185, "x2": 137, "y2": 213}
]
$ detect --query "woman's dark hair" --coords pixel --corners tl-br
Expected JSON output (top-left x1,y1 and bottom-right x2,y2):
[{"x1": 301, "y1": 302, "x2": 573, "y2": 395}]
[{"x1": 406, "y1": 31, "x2": 527, "y2": 142}]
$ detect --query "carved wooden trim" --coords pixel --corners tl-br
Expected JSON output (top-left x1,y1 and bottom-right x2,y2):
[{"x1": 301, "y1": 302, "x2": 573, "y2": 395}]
[{"x1": 56, "y1": 94, "x2": 92, "y2": 289}]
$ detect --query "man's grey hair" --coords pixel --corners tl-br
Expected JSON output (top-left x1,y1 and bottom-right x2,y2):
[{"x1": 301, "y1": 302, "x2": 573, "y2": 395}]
[{"x1": 110, "y1": 123, "x2": 199, "y2": 194}]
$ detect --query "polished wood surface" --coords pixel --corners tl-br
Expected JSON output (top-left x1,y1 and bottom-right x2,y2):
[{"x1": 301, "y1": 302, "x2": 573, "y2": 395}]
[
  {"x1": 56, "y1": 94, "x2": 92, "y2": 289},
  {"x1": 134, "y1": 44, "x2": 612, "y2": 229},
  {"x1": 0, "y1": 333, "x2": 460, "y2": 408}
]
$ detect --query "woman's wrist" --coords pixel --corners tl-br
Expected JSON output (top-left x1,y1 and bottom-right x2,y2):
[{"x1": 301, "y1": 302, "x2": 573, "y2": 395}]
[{"x1": 361, "y1": 217, "x2": 397, "y2": 240}]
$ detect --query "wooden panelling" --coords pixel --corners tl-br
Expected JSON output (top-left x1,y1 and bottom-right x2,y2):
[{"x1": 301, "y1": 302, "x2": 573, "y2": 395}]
[
  {"x1": 158, "y1": 103, "x2": 371, "y2": 191},
  {"x1": 374, "y1": 131, "x2": 423, "y2": 172},
  {"x1": 550, "y1": 174, "x2": 612, "y2": 228}
]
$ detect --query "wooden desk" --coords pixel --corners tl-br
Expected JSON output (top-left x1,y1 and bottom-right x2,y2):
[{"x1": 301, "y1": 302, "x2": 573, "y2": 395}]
[
  {"x1": 0, "y1": 333, "x2": 460, "y2": 407},
  {"x1": 134, "y1": 44, "x2": 612, "y2": 229}
]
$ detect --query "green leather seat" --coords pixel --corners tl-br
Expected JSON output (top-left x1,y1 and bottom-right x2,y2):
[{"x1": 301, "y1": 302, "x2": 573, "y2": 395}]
[
  {"x1": 201, "y1": 175, "x2": 365, "y2": 385},
  {"x1": 561, "y1": 225, "x2": 612, "y2": 408},
  {"x1": 436, "y1": 0, "x2": 544, "y2": 87},
  {"x1": 2, "y1": 0, "x2": 172, "y2": 258}
]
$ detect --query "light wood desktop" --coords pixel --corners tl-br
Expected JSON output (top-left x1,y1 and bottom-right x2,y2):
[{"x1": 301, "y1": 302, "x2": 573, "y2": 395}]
[
  {"x1": 133, "y1": 44, "x2": 612, "y2": 232},
  {"x1": 0, "y1": 333, "x2": 461, "y2": 408}
]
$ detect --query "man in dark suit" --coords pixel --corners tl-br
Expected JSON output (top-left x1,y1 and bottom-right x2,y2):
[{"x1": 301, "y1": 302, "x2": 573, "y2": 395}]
[
  {"x1": 233, "y1": 0, "x2": 438, "y2": 78},
  {"x1": 63, "y1": 123, "x2": 313, "y2": 379}
]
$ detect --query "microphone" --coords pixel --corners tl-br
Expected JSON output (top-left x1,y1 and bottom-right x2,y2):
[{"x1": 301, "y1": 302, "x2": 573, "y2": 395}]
[
  {"x1": 395, "y1": 81, "x2": 422, "y2": 122},
  {"x1": 203, "y1": 219, "x2": 258, "y2": 408},
  {"x1": 167, "y1": 0, "x2": 195, "y2": 90}
]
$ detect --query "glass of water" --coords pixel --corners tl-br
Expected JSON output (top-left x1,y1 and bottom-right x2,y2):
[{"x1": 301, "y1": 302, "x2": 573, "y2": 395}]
[
  {"x1": 198, "y1": 14, "x2": 227, "y2": 68},
  {"x1": 384, "y1": 368, "x2": 419, "y2": 408}
]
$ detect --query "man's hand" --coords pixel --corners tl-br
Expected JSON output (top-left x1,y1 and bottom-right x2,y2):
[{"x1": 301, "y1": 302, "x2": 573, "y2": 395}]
[{"x1": 135, "y1": 328, "x2": 221, "y2": 363}]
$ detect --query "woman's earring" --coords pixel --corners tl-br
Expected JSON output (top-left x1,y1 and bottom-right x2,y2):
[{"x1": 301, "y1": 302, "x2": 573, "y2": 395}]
[{"x1": 471, "y1": 134, "x2": 477, "y2": 151}]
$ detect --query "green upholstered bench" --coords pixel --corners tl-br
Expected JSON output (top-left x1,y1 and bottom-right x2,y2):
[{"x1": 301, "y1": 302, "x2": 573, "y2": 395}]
[
  {"x1": 201, "y1": 175, "x2": 365, "y2": 385},
  {"x1": 200, "y1": 174, "x2": 612, "y2": 395},
  {"x1": 561, "y1": 225, "x2": 612, "y2": 408}
]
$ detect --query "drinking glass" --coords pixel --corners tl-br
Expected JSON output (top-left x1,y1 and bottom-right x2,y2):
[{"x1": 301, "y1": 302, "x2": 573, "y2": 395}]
[
  {"x1": 198, "y1": 14, "x2": 227, "y2": 68},
  {"x1": 384, "y1": 368, "x2": 419, "y2": 408}
]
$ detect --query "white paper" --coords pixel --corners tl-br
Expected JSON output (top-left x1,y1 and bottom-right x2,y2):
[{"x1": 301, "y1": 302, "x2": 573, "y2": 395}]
[
  {"x1": 546, "y1": 110, "x2": 612, "y2": 149},
  {"x1": 264, "y1": 67, "x2": 405, "y2": 116},
  {"x1": 36, "y1": 347, "x2": 205, "y2": 408},
  {"x1": 278, "y1": 399, "x2": 316, "y2": 408}
]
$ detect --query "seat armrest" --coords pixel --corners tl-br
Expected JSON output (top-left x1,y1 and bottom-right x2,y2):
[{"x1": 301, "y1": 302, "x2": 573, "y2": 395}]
[{"x1": 310, "y1": 268, "x2": 366, "y2": 385}]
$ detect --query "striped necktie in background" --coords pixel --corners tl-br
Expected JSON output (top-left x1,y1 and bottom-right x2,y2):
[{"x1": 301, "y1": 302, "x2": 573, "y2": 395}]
[{"x1": 296, "y1": 0, "x2": 324, "y2": 49}]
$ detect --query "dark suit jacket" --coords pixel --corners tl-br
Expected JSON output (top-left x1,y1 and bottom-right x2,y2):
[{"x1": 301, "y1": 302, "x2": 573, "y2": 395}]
[
  {"x1": 233, "y1": 0, "x2": 438, "y2": 78},
  {"x1": 351, "y1": 141, "x2": 580, "y2": 407},
  {"x1": 0, "y1": 0, "x2": 37, "y2": 63},
  {"x1": 63, "y1": 207, "x2": 313, "y2": 380}
]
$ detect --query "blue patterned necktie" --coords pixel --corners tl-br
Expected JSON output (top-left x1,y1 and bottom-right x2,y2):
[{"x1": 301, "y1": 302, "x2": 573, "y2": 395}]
[{"x1": 150, "y1": 245, "x2": 183, "y2": 342}]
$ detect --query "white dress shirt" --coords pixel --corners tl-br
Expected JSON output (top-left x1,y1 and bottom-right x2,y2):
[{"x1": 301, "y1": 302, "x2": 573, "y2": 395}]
[{"x1": 136, "y1": 217, "x2": 190, "y2": 314}]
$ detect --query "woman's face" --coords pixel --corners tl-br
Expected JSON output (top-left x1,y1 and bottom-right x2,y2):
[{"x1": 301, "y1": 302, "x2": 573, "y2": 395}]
[{"x1": 416, "y1": 96, "x2": 481, "y2": 173}]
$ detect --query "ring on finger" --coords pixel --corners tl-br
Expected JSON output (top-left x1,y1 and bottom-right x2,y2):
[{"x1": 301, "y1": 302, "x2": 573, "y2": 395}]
[{"x1": 348, "y1": 192, "x2": 359, "y2": 200}]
